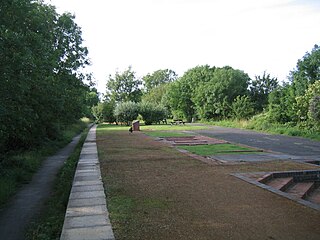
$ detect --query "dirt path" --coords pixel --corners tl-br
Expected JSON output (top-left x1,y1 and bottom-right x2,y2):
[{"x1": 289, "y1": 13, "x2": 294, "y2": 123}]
[
  {"x1": 98, "y1": 130, "x2": 320, "y2": 240},
  {"x1": 0, "y1": 134, "x2": 81, "y2": 240}
]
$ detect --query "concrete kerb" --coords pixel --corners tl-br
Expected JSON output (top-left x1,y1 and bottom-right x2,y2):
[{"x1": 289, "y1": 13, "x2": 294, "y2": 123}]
[{"x1": 60, "y1": 125, "x2": 115, "y2": 240}]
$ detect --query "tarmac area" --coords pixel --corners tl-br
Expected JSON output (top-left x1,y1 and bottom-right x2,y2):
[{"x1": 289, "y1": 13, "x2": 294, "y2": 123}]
[{"x1": 196, "y1": 126, "x2": 320, "y2": 161}]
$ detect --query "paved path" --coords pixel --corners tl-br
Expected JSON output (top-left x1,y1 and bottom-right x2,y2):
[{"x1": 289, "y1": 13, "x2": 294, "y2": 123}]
[
  {"x1": 0, "y1": 133, "x2": 82, "y2": 240},
  {"x1": 60, "y1": 125, "x2": 114, "y2": 240},
  {"x1": 196, "y1": 126, "x2": 320, "y2": 160}
]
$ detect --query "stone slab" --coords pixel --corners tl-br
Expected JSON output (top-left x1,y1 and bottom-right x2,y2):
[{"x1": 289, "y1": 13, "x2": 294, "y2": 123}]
[
  {"x1": 69, "y1": 190, "x2": 105, "y2": 200},
  {"x1": 60, "y1": 226, "x2": 114, "y2": 240},
  {"x1": 60, "y1": 125, "x2": 115, "y2": 240},
  {"x1": 65, "y1": 202, "x2": 108, "y2": 218},
  {"x1": 63, "y1": 215, "x2": 111, "y2": 229},
  {"x1": 71, "y1": 184, "x2": 104, "y2": 193},
  {"x1": 68, "y1": 197, "x2": 107, "y2": 207}
]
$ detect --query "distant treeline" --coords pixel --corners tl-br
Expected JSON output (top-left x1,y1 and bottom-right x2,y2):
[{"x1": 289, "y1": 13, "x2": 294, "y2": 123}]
[{"x1": 95, "y1": 45, "x2": 320, "y2": 132}]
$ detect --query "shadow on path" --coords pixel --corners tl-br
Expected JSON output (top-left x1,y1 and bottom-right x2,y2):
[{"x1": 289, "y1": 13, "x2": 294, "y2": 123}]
[{"x1": 0, "y1": 133, "x2": 82, "y2": 240}]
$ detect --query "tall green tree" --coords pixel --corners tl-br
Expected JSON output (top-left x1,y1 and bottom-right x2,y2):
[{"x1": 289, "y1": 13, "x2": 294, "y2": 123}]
[
  {"x1": 0, "y1": 0, "x2": 90, "y2": 152},
  {"x1": 193, "y1": 66, "x2": 250, "y2": 120},
  {"x1": 106, "y1": 66, "x2": 142, "y2": 103},
  {"x1": 142, "y1": 69, "x2": 177, "y2": 92},
  {"x1": 291, "y1": 44, "x2": 320, "y2": 96},
  {"x1": 249, "y1": 71, "x2": 278, "y2": 112},
  {"x1": 166, "y1": 65, "x2": 215, "y2": 121}
]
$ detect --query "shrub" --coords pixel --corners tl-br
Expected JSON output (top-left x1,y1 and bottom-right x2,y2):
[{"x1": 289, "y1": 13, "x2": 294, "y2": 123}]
[
  {"x1": 230, "y1": 95, "x2": 255, "y2": 120},
  {"x1": 139, "y1": 102, "x2": 167, "y2": 125},
  {"x1": 114, "y1": 101, "x2": 139, "y2": 125}
]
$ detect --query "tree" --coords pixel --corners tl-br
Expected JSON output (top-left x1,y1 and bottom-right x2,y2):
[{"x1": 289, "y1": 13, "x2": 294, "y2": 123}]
[
  {"x1": 249, "y1": 71, "x2": 278, "y2": 112},
  {"x1": 91, "y1": 100, "x2": 116, "y2": 123},
  {"x1": 166, "y1": 65, "x2": 215, "y2": 122},
  {"x1": 267, "y1": 84, "x2": 296, "y2": 123},
  {"x1": 141, "y1": 84, "x2": 170, "y2": 105},
  {"x1": 142, "y1": 69, "x2": 177, "y2": 92},
  {"x1": 291, "y1": 44, "x2": 320, "y2": 96},
  {"x1": 193, "y1": 66, "x2": 250, "y2": 120},
  {"x1": 0, "y1": 0, "x2": 90, "y2": 153},
  {"x1": 106, "y1": 66, "x2": 142, "y2": 103}
]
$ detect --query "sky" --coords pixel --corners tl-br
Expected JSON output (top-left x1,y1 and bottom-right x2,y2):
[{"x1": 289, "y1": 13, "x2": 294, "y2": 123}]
[{"x1": 44, "y1": 0, "x2": 320, "y2": 93}]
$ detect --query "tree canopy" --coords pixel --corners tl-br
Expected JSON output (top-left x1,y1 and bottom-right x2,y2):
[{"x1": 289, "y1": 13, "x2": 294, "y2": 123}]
[
  {"x1": 106, "y1": 66, "x2": 142, "y2": 103},
  {"x1": 0, "y1": 0, "x2": 92, "y2": 153}
]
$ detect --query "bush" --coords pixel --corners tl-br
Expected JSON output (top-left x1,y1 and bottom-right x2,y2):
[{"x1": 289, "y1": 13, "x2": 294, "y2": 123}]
[
  {"x1": 92, "y1": 101, "x2": 116, "y2": 123},
  {"x1": 139, "y1": 102, "x2": 167, "y2": 125},
  {"x1": 114, "y1": 101, "x2": 139, "y2": 125},
  {"x1": 230, "y1": 95, "x2": 255, "y2": 120}
]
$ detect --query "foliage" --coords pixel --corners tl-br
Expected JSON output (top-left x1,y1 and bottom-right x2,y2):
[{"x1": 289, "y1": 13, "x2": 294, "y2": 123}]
[
  {"x1": 138, "y1": 102, "x2": 167, "y2": 125},
  {"x1": 0, "y1": 0, "x2": 91, "y2": 154},
  {"x1": 267, "y1": 84, "x2": 296, "y2": 123},
  {"x1": 295, "y1": 80, "x2": 320, "y2": 123},
  {"x1": 92, "y1": 100, "x2": 116, "y2": 123},
  {"x1": 106, "y1": 66, "x2": 142, "y2": 103},
  {"x1": 141, "y1": 84, "x2": 170, "y2": 105},
  {"x1": 291, "y1": 44, "x2": 320, "y2": 96},
  {"x1": 0, "y1": 121, "x2": 87, "y2": 208},
  {"x1": 142, "y1": 69, "x2": 177, "y2": 92},
  {"x1": 230, "y1": 95, "x2": 255, "y2": 120},
  {"x1": 114, "y1": 101, "x2": 140, "y2": 125},
  {"x1": 165, "y1": 65, "x2": 216, "y2": 122},
  {"x1": 193, "y1": 66, "x2": 250, "y2": 120},
  {"x1": 249, "y1": 71, "x2": 278, "y2": 112}
]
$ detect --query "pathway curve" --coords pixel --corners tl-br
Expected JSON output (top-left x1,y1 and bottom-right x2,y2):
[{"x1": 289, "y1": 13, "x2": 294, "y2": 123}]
[{"x1": 0, "y1": 132, "x2": 82, "y2": 239}]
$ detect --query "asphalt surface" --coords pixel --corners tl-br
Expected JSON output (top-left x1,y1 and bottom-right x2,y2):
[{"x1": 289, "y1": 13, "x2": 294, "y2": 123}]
[
  {"x1": 0, "y1": 134, "x2": 81, "y2": 240},
  {"x1": 195, "y1": 126, "x2": 320, "y2": 160}
]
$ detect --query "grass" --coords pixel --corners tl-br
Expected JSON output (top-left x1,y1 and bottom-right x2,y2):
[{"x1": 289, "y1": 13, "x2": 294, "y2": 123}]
[
  {"x1": 143, "y1": 131, "x2": 194, "y2": 138},
  {"x1": 178, "y1": 143, "x2": 259, "y2": 156},
  {"x1": 97, "y1": 123, "x2": 210, "y2": 132},
  {"x1": 26, "y1": 127, "x2": 89, "y2": 240},
  {"x1": 0, "y1": 120, "x2": 88, "y2": 209},
  {"x1": 141, "y1": 124, "x2": 209, "y2": 131}
]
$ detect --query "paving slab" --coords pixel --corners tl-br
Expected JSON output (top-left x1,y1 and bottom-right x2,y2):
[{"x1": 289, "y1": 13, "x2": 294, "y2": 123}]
[{"x1": 60, "y1": 125, "x2": 115, "y2": 240}]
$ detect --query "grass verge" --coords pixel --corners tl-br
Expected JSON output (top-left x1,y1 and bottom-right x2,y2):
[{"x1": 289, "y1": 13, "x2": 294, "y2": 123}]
[
  {"x1": 177, "y1": 143, "x2": 259, "y2": 156},
  {"x1": 0, "y1": 120, "x2": 88, "y2": 209},
  {"x1": 25, "y1": 126, "x2": 89, "y2": 240}
]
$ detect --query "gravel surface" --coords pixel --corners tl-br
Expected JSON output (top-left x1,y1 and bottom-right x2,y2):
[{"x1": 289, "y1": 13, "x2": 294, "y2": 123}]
[{"x1": 98, "y1": 130, "x2": 320, "y2": 240}]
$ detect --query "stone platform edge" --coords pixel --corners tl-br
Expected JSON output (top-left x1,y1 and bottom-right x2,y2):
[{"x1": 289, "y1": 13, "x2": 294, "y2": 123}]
[{"x1": 60, "y1": 125, "x2": 115, "y2": 240}]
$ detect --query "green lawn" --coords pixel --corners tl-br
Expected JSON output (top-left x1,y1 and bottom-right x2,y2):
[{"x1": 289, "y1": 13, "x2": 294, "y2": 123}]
[
  {"x1": 178, "y1": 144, "x2": 260, "y2": 156},
  {"x1": 97, "y1": 123, "x2": 210, "y2": 132},
  {"x1": 140, "y1": 124, "x2": 209, "y2": 131},
  {"x1": 143, "y1": 131, "x2": 194, "y2": 138}
]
